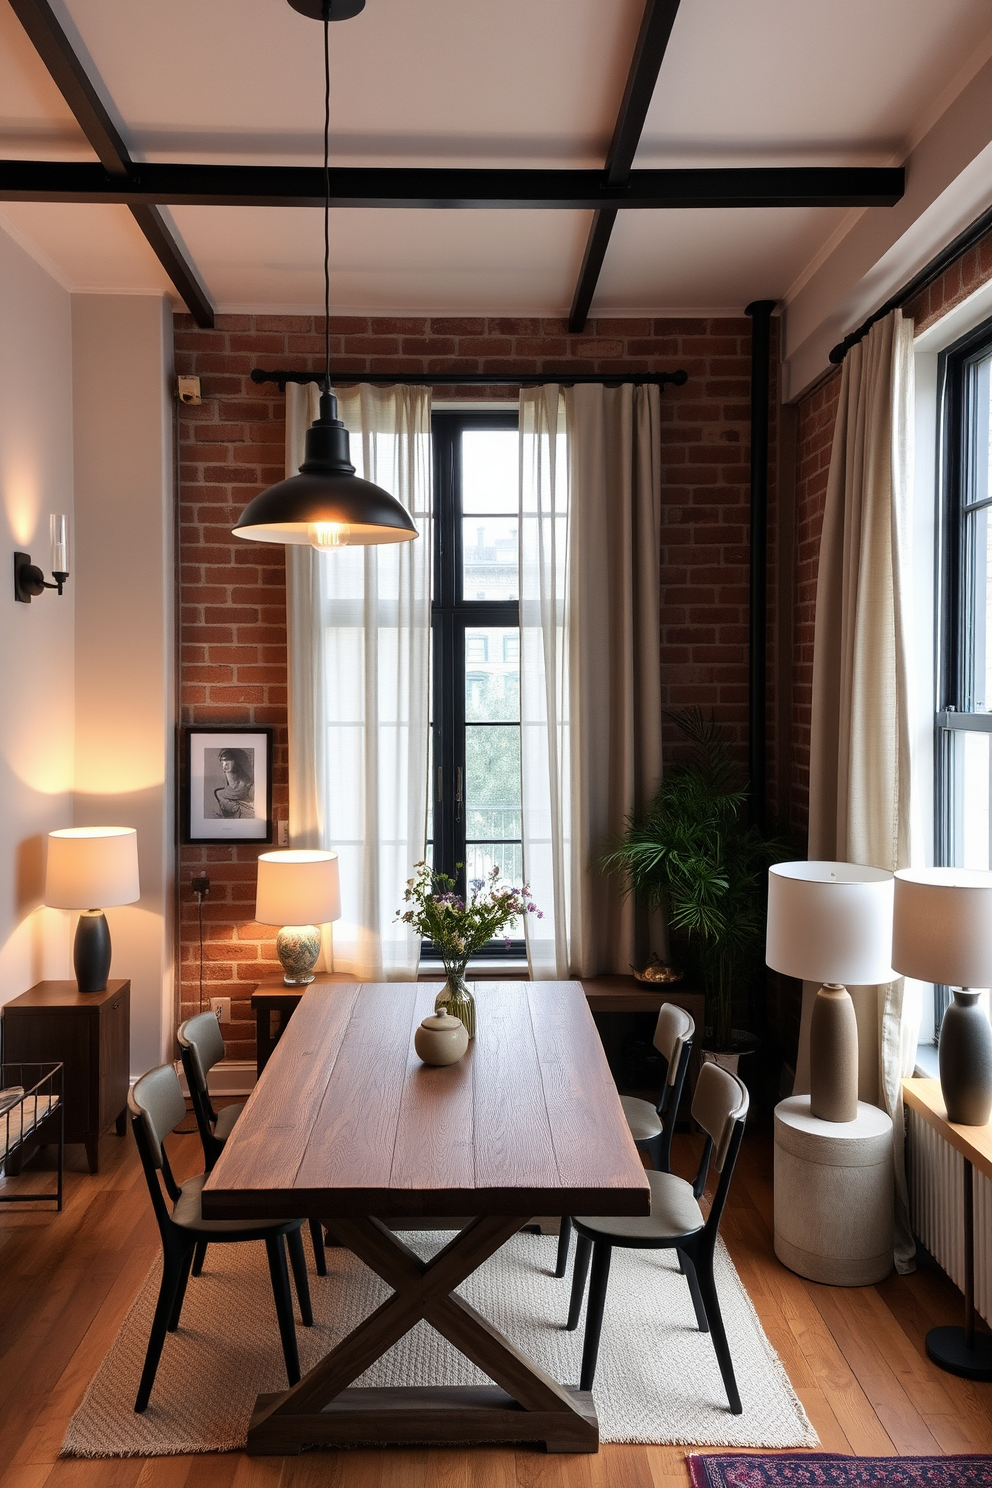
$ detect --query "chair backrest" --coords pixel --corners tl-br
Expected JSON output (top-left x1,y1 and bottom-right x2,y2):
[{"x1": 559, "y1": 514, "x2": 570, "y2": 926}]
[
  {"x1": 130, "y1": 1064, "x2": 186, "y2": 1171},
  {"x1": 691, "y1": 1060, "x2": 749, "y2": 1172},
  {"x1": 177, "y1": 1012, "x2": 226, "y2": 1095},
  {"x1": 653, "y1": 1003, "x2": 695, "y2": 1085}
]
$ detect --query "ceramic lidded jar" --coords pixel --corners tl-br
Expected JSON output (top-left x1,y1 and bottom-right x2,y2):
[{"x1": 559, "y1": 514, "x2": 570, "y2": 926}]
[{"x1": 414, "y1": 1013, "x2": 469, "y2": 1066}]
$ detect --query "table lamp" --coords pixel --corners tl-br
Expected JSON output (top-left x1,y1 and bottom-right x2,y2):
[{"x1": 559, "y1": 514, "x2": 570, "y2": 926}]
[
  {"x1": 766, "y1": 862, "x2": 894, "y2": 1122},
  {"x1": 255, "y1": 849, "x2": 341, "y2": 985},
  {"x1": 892, "y1": 867, "x2": 992, "y2": 1126},
  {"x1": 45, "y1": 827, "x2": 140, "y2": 993}
]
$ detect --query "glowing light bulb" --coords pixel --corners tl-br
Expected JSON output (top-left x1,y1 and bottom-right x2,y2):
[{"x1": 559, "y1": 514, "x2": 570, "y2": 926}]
[{"x1": 308, "y1": 522, "x2": 350, "y2": 549}]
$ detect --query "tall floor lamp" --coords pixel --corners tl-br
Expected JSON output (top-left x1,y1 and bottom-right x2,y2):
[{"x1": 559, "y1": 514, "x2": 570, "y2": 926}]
[{"x1": 892, "y1": 866, "x2": 992, "y2": 1379}]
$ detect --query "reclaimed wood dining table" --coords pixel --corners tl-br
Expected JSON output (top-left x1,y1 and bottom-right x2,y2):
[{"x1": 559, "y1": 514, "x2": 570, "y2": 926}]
[{"x1": 201, "y1": 979, "x2": 650, "y2": 1455}]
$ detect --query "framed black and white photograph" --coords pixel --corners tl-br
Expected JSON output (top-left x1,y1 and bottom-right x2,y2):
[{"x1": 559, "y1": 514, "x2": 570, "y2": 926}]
[{"x1": 184, "y1": 728, "x2": 273, "y2": 844}]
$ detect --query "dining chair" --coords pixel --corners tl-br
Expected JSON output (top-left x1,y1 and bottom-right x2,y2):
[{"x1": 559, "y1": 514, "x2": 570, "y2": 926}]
[
  {"x1": 564, "y1": 1060, "x2": 749, "y2": 1413},
  {"x1": 129, "y1": 1063, "x2": 313, "y2": 1413},
  {"x1": 178, "y1": 1012, "x2": 327, "y2": 1276},
  {"x1": 555, "y1": 1001, "x2": 695, "y2": 1278}
]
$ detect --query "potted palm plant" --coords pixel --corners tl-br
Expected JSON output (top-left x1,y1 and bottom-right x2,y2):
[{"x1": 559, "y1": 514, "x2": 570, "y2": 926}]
[{"x1": 602, "y1": 709, "x2": 785, "y2": 1056}]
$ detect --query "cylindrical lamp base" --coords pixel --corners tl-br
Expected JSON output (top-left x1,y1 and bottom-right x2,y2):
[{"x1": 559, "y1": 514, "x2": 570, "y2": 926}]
[
  {"x1": 275, "y1": 924, "x2": 321, "y2": 986},
  {"x1": 74, "y1": 910, "x2": 111, "y2": 993},
  {"x1": 939, "y1": 989, "x2": 992, "y2": 1126},
  {"x1": 809, "y1": 982, "x2": 859, "y2": 1123}
]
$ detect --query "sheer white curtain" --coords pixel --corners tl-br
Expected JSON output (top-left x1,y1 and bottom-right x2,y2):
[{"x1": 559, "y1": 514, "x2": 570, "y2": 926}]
[
  {"x1": 802, "y1": 309, "x2": 920, "y2": 1271},
  {"x1": 519, "y1": 383, "x2": 664, "y2": 978},
  {"x1": 285, "y1": 382, "x2": 432, "y2": 980}
]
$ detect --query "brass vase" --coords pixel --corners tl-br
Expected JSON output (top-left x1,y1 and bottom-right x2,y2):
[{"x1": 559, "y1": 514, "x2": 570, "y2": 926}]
[{"x1": 435, "y1": 968, "x2": 476, "y2": 1039}]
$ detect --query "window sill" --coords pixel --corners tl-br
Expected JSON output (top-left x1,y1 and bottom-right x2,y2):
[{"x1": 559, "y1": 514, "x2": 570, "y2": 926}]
[
  {"x1": 418, "y1": 958, "x2": 529, "y2": 980},
  {"x1": 914, "y1": 1042, "x2": 939, "y2": 1079}
]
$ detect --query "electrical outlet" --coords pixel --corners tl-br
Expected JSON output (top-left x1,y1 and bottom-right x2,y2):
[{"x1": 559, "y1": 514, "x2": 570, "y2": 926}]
[
  {"x1": 210, "y1": 997, "x2": 231, "y2": 1024},
  {"x1": 277, "y1": 819, "x2": 289, "y2": 846}
]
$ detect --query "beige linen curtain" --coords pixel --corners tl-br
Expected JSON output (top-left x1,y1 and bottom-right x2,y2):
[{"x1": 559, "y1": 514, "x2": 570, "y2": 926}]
[
  {"x1": 519, "y1": 382, "x2": 664, "y2": 977},
  {"x1": 803, "y1": 309, "x2": 919, "y2": 1271},
  {"x1": 285, "y1": 381, "x2": 432, "y2": 980}
]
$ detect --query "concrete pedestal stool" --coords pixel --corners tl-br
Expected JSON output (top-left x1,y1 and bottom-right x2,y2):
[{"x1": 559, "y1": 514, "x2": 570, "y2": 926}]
[{"x1": 774, "y1": 1095, "x2": 893, "y2": 1285}]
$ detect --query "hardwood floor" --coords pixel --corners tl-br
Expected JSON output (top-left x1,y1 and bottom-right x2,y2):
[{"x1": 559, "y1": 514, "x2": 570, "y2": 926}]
[{"x1": 1, "y1": 1118, "x2": 990, "y2": 1488}]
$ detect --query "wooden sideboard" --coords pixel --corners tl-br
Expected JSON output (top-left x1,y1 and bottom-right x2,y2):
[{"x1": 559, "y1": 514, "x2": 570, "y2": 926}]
[
  {"x1": 250, "y1": 970, "x2": 704, "y2": 1081},
  {"x1": 2, "y1": 979, "x2": 130, "y2": 1173}
]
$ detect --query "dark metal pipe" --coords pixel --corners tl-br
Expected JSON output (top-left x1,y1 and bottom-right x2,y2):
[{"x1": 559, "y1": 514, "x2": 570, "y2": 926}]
[
  {"x1": 745, "y1": 300, "x2": 776, "y2": 829},
  {"x1": 250, "y1": 368, "x2": 689, "y2": 390}
]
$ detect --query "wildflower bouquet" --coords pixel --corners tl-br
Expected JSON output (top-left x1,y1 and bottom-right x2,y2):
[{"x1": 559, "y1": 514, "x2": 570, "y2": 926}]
[{"x1": 397, "y1": 862, "x2": 541, "y2": 1037}]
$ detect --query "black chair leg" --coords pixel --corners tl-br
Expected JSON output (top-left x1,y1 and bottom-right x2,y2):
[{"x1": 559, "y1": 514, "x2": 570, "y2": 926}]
[
  {"x1": 679, "y1": 1248, "x2": 709, "y2": 1331},
  {"x1": 265, "y1": 1235, "x2": 301, "y2": 1387},
  {"x1": 579, "y1": 1240, "x2": 613, "y2": 1392},
  {"x1": 555, "y1": 1217, "x2": 572, "y2": 1278},
  {"x1": 167, "y1": 1247, "x2": 196, "y2": 1332},
  {"x1": 642, "y1": 1131, "x2": 666, "y2": 1171},
  {"x1": 566, "y1": 1232, "x2": 593, "y2": 1331},
  {"x1": 191, "y1": 1238, "x2": 208, "y2": 1277},
  {"x1": 287, "y1": 1226, "x2": 313, "y2": 1326},
  {"x1": 309, "y1": 1217, "x2": 327, "y2": 1276},
  {"x1": 695, "y1": 1251, "x2": 742, "y2": 1414},
  {"x1": 135, "y1": 1244, "x2": 192, "y2": 1412}
]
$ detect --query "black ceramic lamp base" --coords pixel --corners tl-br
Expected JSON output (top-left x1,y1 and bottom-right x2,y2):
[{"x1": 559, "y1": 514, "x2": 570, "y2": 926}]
[
  {"x1": 926, "y1": 1325, "x2": 992, "y2": 1380},
  {"x1": 74, "y1": 910, "x2": 111, "y2": 993}
]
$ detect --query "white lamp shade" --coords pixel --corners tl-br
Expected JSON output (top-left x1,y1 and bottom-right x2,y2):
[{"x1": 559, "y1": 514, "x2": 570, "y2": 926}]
[
  {"x1": 45, "y1": 827, "x2": 140, "y2": 909},
  {"x1": 255, "y1": 849, "x2": 341, "y2": 926},
  {"x1": 766, "y1": 861, "x2": 895, "y2": 984},
  {"x1": 892, "y1": 867, "x2": 992, "y2": 988}
]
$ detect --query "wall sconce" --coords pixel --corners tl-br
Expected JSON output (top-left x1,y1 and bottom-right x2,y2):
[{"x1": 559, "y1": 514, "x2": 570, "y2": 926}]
[{"x1": 15, "y1": 514, "x2": 70, "y2": 603}]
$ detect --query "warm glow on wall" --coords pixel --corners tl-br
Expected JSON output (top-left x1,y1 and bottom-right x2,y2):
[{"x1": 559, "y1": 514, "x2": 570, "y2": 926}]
[{"x1": 3, "y1": 461, "x2": 40, "y2": 547}]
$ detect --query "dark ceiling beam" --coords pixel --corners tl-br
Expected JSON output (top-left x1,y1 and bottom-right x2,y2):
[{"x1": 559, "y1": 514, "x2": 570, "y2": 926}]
[
  {"x1": 569, "y1": 0, "x2": 682, "y2": 333},
  {"x1": 0, "y1": 161, "x2": 905, "y2": 211},
  {"x1": 6, "y1": 0, "x2": 214, "y2": 326}
]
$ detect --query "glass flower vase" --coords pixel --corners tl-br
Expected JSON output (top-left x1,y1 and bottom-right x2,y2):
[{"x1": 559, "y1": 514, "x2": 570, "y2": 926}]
[{"x1": 435, "y1": 968, "x2": 476, "y2": 1040}]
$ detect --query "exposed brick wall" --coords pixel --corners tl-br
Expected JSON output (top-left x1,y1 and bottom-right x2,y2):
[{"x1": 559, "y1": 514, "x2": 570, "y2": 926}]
[
  {"x1": 174, "y1": 312, "x2": 763, "y2": 1060},
  {"x1": 790, "y1": 370, "x2": 841, "y2": 842}
]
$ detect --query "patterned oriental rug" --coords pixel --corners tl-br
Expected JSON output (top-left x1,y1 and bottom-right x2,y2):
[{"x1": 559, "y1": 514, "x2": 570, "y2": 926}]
[
  {"x1": 688, "y1": 1455, "x2": 992, "y2": 1488},
  {"x1": 64, "y1": 1230, "x2": 816, "y2": 1456}
]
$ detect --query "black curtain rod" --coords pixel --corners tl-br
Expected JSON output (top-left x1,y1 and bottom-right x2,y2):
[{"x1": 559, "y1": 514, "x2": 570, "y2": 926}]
[
  {"x1": 250, "y1": 367, "x2": 689, "y2": 391},
  {"x1": 829, "y1": 199, "x2": 992, "y2": 365}
]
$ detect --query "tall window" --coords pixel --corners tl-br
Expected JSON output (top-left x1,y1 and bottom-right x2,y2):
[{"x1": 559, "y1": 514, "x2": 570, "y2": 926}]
[
  {"x1": 935, "y1": 317, "x2": 992, "y2": 1023},
  {"x1": 427, "y1": 412, "x2": 522, "y2": 955}
]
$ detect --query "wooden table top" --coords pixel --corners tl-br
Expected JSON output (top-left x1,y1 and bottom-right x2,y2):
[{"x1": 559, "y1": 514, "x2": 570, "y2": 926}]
[
  {"x1": 903, "y1": 1077, "x2": 992, "y2": 1183},
  {"x1": 203, "y1": 980, "x2": 651, "y2": 1223}
]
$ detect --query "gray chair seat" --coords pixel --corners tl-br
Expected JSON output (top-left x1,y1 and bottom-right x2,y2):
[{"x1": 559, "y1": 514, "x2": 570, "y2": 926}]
[
  {"x1": 575, "y1": 1168, "x2": 703, "y2": 1243},
  {"x1": 213, "y1": 1101, "x2": 244, "y2": 1143},
  {"x1": 172, "y1": 1171, "x2": 291, "y2": 1235},
  {"x1": 619, "y1": 1093, "x2": 663, "y2": 1142}
]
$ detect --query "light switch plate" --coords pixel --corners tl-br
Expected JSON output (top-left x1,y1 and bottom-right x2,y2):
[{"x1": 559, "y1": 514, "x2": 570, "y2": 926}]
[{"x1": 277, "y1": 819, "x2": 289, "y2": 846}]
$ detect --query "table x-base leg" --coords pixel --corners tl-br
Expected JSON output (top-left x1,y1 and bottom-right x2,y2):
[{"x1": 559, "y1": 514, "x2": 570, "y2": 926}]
[{"x1": 247, "y1": 1214, "x2": 598, "y2": 1454}]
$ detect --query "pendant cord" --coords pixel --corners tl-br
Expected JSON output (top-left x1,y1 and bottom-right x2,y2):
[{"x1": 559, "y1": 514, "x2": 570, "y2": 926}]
[{"x1": 323, "y1": 7, "x2": 331, "y2": 395}]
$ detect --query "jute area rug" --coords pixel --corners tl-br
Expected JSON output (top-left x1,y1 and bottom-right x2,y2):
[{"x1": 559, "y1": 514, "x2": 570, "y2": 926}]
[
  {"x1": 64, "y1": 1229, "x2": 817, "y2": 1457},
  {"x1": 688, "y1": 1455, "x2": 992, "y2": 1488}
]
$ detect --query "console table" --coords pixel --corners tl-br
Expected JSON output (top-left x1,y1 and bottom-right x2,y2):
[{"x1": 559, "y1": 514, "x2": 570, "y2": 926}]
[
  {"x1": 1, "y1": 979, "x2": 129, "y2": 1174},
  {"x1": 251, "y1": 972, "x2": 703, "y2": 1080}
]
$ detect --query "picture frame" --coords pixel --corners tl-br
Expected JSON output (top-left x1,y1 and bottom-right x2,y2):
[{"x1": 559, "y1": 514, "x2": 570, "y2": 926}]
[{"x1": 183, "y1": 727, "x2": 274, "y2": 845}]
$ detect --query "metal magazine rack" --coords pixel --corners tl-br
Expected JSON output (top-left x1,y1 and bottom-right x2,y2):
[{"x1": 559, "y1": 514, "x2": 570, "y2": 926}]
[{"x1": 0, "y1": 1063, "x2": 64, "y2": 1210}]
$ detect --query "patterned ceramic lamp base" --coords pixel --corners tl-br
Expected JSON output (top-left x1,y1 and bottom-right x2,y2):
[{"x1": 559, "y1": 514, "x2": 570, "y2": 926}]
[{"x1": 275, "y1": 924, "x2": 322, "y2": 985}]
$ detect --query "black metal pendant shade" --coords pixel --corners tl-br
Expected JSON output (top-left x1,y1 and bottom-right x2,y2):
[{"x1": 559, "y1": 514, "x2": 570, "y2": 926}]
[
  {"x1": 233, "y1": 391, "x2": 417, "y2": 546},
  {"x1": 233, "y1": 1, "x2": 417, "y2": 551}
]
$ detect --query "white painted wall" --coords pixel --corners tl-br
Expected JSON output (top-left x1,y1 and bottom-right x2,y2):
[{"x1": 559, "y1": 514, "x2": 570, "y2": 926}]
[
  {"x1": 0, "y1": 226, "x2": 75, "y2": 1007},
  {"x1": 71, "y1": 294, "x2": 175, "y2": 1078}
]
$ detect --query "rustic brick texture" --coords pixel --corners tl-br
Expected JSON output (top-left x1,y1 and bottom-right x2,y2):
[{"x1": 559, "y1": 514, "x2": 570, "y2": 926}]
[
  {"x1": 174, "y1": 312, "x2": 763, "y2": 1059},
  {"x1": 790, "y1": 370, "x2": 841, "y2": 842}
]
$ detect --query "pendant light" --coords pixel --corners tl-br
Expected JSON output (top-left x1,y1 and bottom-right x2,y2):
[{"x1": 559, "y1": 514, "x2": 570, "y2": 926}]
[{"x1": 233, "y1": 0, "x2": 417, "y2": 549}]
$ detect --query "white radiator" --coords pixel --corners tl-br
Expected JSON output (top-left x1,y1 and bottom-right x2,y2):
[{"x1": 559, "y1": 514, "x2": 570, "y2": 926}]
[{"x1": 907, "y1": 1105, "x2": 992, "y2": 1324}]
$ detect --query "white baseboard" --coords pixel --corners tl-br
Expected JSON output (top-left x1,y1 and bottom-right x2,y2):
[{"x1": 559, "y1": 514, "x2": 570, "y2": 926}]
[{"x1": 176, "y1": 1060, "x2": 257, "y2": 1099}]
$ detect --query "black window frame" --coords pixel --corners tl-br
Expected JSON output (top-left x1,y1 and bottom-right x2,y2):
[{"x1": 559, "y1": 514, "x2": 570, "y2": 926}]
[
  {"x1": 425, "y1": 409, "x2": 522, "y2": 961},
  {"x1": 933, "y1": 311, "x2": 992, "y2": 1031}
]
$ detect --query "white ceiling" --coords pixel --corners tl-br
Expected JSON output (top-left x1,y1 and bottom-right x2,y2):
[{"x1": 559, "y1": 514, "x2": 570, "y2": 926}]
[{"x1": 2, "y1": 0, "x2": 992, "y2": 318}]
